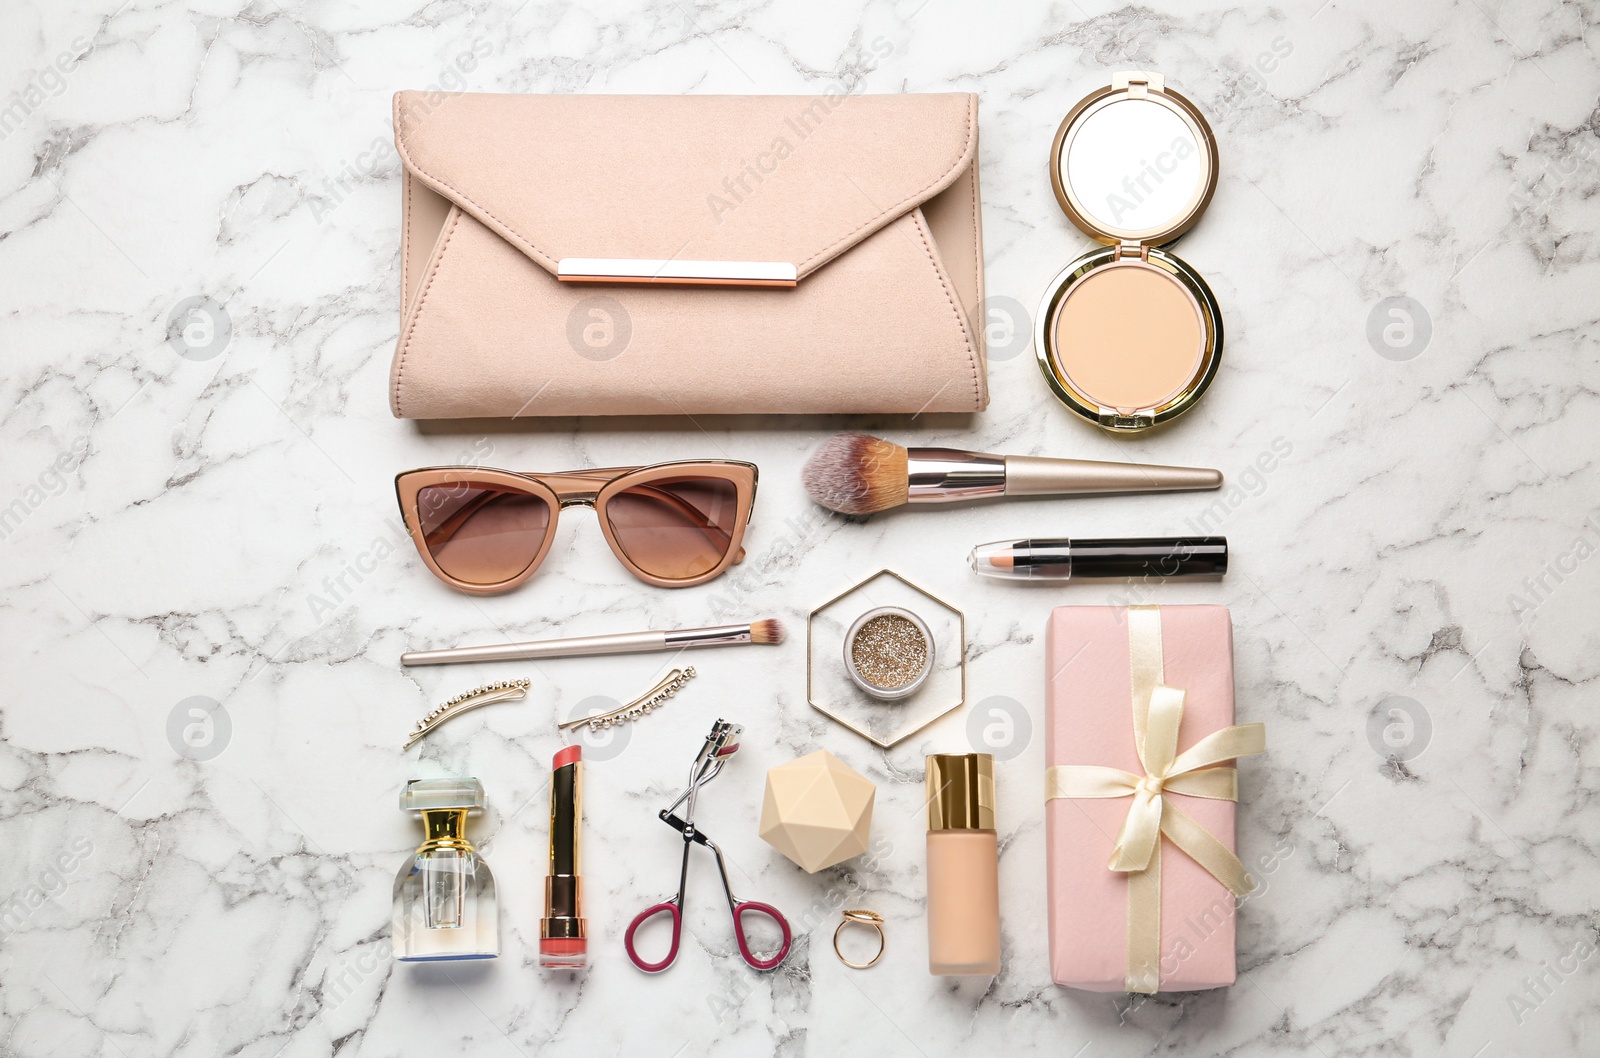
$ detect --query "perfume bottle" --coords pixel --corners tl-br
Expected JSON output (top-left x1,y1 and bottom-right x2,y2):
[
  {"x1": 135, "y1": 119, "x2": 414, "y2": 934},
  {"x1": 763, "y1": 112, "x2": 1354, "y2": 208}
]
[{"x1": 393, "y1": 777, "x2": 498, "y2": 961}]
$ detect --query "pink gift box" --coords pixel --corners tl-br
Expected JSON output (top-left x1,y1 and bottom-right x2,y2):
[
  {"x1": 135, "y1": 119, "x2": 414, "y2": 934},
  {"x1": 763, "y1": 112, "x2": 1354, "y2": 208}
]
[{"x1": 1045, "y1": 604, "x2": 1241, "y2": 992}]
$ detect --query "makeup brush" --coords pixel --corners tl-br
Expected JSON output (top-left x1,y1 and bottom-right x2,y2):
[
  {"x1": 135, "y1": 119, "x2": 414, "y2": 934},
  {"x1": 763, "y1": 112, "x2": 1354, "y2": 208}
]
[
  {"x1": 400, "y1": 618, "x2": 784, "y2": 667},
  {"x1": 802, "y1": 433, "x2": 1223, "y2": 516}
]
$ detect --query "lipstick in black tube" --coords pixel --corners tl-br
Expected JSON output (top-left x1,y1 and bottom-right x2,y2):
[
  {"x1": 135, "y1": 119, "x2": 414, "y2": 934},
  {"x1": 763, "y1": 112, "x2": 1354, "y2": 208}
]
[
  {"x1": 540, "y1": 744, "x2": 587, "y2": 969},
  {"x1": 969, "y1": 537, "x2": 1228, "y2": 581}
]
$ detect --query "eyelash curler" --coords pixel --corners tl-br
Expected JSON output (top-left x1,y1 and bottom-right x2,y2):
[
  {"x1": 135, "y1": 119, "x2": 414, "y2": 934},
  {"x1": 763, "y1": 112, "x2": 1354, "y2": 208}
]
[{"x1": 624, "y1": 719, "x2": 792, "y2": 973}]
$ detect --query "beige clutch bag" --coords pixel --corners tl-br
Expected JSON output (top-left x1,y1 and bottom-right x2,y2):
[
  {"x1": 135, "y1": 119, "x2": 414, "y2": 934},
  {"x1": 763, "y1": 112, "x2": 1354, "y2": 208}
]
[{"x1": 390, "y1": 92, "x2": 986, "y2": 418}]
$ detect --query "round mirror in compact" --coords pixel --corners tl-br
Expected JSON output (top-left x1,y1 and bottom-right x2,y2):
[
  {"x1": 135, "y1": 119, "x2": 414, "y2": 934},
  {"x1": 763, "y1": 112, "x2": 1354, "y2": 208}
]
[{"x1": 1035, "y1": 71, "x2": 1223, "y2": 432}]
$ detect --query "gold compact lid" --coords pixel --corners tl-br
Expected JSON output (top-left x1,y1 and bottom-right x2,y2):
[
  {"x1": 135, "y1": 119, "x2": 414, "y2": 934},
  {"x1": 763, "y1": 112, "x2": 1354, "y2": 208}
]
[
  {"x1": 1049, "y1": 71, "x2": 1219, "y2": 248},
  {"x1": 926, "y1": 753, "x2": 995, "y2": 831}
]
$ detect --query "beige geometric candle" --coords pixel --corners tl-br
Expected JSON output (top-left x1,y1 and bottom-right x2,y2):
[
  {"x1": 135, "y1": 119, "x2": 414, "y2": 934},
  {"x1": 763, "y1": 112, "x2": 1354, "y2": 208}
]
[{"x1": 759, "y1": 750, "x2": 876, "y2": 873}]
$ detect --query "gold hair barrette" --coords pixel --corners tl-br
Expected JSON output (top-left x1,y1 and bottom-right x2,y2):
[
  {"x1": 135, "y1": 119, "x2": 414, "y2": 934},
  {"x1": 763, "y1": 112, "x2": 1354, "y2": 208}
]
[
  {"x1": 404, "y1": 678, "x2": 532, "y2": 749},
  {"x1": 558, "y1": 668, "x2": 697, "y2": 732}
]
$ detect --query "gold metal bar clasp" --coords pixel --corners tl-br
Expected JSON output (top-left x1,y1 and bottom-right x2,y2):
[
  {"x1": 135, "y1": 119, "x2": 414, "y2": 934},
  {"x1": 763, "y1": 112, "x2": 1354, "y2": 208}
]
[{"x1": 556, "y1": 258, "x2": 798, "y2": 287}]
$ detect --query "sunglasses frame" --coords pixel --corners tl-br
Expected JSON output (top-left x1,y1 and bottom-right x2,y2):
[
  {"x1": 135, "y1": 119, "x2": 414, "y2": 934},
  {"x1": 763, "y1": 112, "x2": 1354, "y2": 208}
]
[{"x1": 395, "y1": 460, "x2": 759, "y2": 594}]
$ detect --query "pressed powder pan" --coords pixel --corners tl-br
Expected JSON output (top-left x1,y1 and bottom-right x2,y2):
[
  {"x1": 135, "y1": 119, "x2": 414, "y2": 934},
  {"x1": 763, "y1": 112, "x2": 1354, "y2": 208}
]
[{"x1": 1035, "y1": 71, "x2": 1223, "y2": 432}]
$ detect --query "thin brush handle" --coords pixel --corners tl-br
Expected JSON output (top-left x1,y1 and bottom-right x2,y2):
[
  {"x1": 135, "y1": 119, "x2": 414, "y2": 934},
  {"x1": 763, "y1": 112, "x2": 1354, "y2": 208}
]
[
  {"x1": 1002, "y1": 455, "x2": 1222, "y2": 496},
  {"x1": 400, "y1": 624, "x2": 755, "y2": 667}
]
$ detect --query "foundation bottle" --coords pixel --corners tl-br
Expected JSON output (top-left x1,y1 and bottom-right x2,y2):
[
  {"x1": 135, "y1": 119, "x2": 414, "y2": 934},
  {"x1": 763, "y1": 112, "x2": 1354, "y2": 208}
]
[{"x1": 925, "y1": 753, "x2": 1001, "y2": 976}]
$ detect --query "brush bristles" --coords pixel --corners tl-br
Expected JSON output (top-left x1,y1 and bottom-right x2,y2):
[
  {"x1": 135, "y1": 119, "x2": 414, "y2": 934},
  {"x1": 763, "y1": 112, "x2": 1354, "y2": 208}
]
[
  {"x1": 749, "y1": 618, "x2": 785, "y2": 645},
  {"x1": 801, "y1": 433, "x2": 909, "y2": 515}
]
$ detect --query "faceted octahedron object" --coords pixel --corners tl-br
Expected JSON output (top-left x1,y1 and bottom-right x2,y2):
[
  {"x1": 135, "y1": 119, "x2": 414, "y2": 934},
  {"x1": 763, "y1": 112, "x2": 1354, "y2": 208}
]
[{"x1": 758, "y1": 750, "x2": 876, "y2": 873}]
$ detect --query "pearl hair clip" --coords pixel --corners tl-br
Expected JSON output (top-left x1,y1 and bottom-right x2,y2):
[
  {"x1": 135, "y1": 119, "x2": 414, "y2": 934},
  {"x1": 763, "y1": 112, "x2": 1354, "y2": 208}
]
[
  {"x1": 558, "y1": 668, "x2": 697, "y2": 732},
  {"x1": 404, "y1": 678, "x2": 531, "y2": 749}
]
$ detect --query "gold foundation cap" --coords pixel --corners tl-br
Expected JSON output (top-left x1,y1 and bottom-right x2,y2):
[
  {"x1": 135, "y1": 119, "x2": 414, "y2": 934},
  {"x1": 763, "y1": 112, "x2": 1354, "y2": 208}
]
[{"x1": 926, "y1": 753, "x2": 995, "y2": 831}]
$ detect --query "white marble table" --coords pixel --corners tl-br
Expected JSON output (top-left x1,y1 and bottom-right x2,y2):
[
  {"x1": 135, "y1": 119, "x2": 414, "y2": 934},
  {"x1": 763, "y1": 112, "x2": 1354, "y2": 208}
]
[{"x1": 2, "y1": 1, "x2": 1597, "y2": 1055}]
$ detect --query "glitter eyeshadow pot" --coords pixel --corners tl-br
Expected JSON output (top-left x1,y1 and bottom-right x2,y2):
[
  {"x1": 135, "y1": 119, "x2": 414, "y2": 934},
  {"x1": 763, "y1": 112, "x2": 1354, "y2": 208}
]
[
  {"x1": 844, "y1": 607, "x2": 934, "y2": 701},
  {"x1": 1035, "y1": 70, "x2": 1223, "y2": 432}
]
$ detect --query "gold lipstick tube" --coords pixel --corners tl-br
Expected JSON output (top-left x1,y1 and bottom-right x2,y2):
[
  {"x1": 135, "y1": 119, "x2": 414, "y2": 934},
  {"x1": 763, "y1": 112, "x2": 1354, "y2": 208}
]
[{"x1": 540, "y1": 744, "x2": 587, "y2": 969}]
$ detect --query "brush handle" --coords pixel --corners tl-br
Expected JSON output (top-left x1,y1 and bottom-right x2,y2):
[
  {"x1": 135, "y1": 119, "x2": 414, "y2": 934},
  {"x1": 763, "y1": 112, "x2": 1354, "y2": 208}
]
[
  {"x1": 1002, "y1": 455, "x2": 1222, "y2": 496},
  {"x1": 401, "y1": 630, "x2": 669, "y2": 666}
]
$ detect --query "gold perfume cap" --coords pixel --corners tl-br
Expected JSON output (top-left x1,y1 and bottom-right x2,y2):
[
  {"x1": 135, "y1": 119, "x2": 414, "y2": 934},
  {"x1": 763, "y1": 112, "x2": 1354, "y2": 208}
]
[{"x1": 925, "y1": 753, "x2": 995, "y2": 831}]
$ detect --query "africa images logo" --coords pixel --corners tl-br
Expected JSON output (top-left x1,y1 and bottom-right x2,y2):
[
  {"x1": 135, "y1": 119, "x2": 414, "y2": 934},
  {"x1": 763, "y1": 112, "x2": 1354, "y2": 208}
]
[{"x1": 1102, "y1": 135, "x2": 1197, "y2": 226}]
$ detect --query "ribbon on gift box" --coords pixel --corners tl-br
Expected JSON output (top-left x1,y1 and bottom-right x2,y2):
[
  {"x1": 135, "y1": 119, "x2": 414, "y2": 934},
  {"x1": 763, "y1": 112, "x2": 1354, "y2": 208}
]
[{"x1": 1045, "y1": 605, "x2": 1265, "y2": 994}]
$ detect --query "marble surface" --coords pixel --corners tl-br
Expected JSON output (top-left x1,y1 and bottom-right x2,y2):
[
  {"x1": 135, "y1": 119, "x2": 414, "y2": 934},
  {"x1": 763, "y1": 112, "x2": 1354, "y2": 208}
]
[{"x1": 2, "y1": 1, "x2": 1598, "y2": 1055}]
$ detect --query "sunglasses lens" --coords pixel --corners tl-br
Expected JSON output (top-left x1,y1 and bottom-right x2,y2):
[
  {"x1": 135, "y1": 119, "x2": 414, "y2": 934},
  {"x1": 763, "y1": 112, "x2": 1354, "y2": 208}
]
[
  {"x1": 415, "y1": 481, "x2": 551, "y2": 586},
  {"x1": 606, "y1": 475, "x2": 741, "y2": 581}
]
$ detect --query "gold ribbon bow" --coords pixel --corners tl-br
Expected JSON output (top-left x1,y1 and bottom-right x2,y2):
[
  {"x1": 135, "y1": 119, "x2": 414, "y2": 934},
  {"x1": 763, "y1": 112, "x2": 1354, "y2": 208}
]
[{"x1": 1045, "y1": 606, "x2": 1265, "y2": 994}]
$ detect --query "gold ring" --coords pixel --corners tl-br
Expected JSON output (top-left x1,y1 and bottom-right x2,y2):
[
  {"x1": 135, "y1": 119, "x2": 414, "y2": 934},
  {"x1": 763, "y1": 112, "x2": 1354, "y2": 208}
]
[{"x1": 833, "y1": 909, "x2": 885, "y2": 969}]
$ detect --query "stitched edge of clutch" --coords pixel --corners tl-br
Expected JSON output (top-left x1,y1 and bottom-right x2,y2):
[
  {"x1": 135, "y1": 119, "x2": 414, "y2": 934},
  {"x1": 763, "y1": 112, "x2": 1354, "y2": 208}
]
[{"x1": 392, "y1": 206, "x2": 462, "y2": 418}]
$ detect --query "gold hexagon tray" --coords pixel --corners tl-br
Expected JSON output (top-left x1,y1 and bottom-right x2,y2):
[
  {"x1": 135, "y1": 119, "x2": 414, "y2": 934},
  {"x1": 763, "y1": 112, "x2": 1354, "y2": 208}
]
[{"x1": 806, "y1": 568, "x2": 967, "y2": 748}]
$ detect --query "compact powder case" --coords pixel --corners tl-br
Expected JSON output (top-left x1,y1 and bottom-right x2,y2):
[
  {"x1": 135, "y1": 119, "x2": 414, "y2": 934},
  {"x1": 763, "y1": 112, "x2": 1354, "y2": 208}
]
[{"x1": 1036, "y1": 71, "x2": 1223, "y2": 432}]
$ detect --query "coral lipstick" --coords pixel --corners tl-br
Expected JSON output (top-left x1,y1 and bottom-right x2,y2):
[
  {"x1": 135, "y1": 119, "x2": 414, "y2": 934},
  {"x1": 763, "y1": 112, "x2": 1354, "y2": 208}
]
[{"x1": 540, "y1": 744, "x2": 587, "y2": 969}]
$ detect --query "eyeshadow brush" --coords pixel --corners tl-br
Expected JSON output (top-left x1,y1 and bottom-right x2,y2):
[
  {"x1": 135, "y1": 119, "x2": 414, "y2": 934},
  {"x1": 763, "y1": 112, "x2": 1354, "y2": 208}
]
[
  {"x1": 401, "y1": 618, "x2": 784, "y2": 667},
  {"x1": 802, "y1": 433, "x2": 1222, "y2": 516}
]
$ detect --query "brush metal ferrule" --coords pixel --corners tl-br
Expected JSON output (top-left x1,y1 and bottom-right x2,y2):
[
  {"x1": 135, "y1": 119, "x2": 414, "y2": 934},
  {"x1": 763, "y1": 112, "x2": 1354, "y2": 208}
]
[
  {"x1": 662, "y1": 624, "x2": 753, "y2": 648},
  {"x1": 905, "y1": 449, "x2": 1008, "y2": 504}
]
